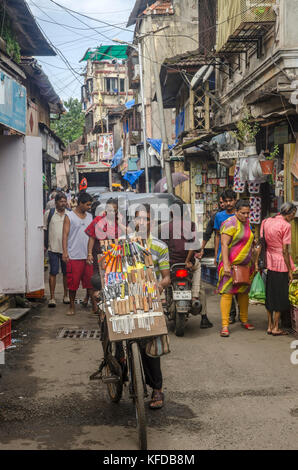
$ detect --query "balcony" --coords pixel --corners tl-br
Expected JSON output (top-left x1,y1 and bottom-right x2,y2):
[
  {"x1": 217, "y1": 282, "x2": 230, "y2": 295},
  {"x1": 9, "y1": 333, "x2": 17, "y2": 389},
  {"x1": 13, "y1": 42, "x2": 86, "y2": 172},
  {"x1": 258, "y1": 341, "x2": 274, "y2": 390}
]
[{"x1": 217, "y1": 0, "x2": 276, "y2": 57}]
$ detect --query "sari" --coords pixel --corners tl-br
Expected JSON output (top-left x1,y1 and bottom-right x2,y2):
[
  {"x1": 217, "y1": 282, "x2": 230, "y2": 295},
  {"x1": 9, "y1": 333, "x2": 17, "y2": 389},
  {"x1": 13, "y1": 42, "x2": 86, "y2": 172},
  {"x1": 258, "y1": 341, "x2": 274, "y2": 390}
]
[{"x1": 217, "y1": 216, "x2": 255, "y2": 295}]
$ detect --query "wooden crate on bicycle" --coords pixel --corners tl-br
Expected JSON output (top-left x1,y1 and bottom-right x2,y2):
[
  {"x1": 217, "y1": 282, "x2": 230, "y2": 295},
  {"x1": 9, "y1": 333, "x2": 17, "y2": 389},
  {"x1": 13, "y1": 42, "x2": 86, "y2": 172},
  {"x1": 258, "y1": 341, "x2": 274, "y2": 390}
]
[{"x1": 98, "y1": 238, "x2": 168, "y2": 342}]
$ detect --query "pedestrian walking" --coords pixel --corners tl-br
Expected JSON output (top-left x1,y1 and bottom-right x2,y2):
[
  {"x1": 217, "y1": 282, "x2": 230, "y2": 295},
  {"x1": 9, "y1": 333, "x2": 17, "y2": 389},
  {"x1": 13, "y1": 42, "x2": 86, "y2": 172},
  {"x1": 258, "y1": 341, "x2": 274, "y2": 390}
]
[
  {"x1": 45, "y1": 190, "x2": 57, "y2": 211},
  {"x1": 62, "y1": 192, "x2": 98, "y2": 316},
  {"x1": 214, "y1": 189, "x2": 238, "y2": 323},
  {"x1": 44, "y1": 192, "x2": 70, "y2": 307},
  {"x1": 217, "y1": 200, "x2": 256, "y2": 338},
  {"x1": 197, "y1": 192, "x2": 226, "y2": 260},
  {"x1": 259, "y1": 202, "x2": 297, "y2": 336}
]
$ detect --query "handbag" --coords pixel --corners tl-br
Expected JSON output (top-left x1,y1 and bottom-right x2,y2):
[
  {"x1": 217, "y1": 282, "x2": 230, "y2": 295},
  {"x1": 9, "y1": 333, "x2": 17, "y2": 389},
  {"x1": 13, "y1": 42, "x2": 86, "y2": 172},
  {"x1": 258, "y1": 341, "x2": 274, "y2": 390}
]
[
  {"x1": 145, "y1": 334, "x2": 171, "y2": 358},
  {"x1": 258, "y1": 219, "x2": 269, "y2": 270},
  {"x1": 232, "y1": 265, "x2": 251, "y2": 286}
]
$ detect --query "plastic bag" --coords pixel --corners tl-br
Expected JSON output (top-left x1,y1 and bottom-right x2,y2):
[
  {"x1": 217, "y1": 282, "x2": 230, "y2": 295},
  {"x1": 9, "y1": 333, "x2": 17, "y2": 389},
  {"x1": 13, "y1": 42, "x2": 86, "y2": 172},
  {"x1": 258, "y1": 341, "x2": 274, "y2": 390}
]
[
  {"x1": 249, "y1": 272, "x2": 266, "y2": 305},
  {"x1": 289, "y1": 280, "x2": 298, "y2": 307}
]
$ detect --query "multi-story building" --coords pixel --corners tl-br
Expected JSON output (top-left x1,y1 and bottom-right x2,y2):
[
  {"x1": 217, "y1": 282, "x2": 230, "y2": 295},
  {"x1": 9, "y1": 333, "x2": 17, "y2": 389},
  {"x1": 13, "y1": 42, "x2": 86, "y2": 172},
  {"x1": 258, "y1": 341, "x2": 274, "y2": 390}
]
[
  {"x1": 215, "y1": 0, "x2": 298, "y2": 261},
  {"x1": 80, "y1": 45, "x2": 134, "y2": 189},
  {"x1": 0, "y1": 0, "x2": 64, "y2": 301}
]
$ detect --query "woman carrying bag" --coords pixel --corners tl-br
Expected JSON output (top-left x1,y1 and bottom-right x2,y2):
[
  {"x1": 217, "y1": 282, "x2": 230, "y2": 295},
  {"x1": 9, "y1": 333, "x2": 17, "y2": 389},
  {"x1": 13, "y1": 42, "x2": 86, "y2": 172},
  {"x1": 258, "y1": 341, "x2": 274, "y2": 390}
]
[
  {"x1": 217, "y1": 200, "x2": 256, "y2": 337},
  {"x1": 259, "y1": 202, "x2": 296, "y2": 336}
]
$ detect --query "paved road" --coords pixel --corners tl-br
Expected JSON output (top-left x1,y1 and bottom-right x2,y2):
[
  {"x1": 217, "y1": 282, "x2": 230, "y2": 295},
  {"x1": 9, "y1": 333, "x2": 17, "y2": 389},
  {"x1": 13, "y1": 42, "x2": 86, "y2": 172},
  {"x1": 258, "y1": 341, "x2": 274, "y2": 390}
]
[{"x1": 0, "y1": 275, "x2": 298, "y2": 450}]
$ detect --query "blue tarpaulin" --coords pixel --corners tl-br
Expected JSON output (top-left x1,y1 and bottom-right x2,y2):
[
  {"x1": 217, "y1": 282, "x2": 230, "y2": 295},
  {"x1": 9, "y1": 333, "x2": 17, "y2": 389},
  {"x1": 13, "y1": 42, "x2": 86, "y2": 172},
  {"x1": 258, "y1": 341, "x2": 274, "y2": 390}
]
[
  {"x1": 147, "y1": 138, "x2": 177, "y2": 155},
  {"x1": 111, "y1": 147, "x2": 123, "y2": 168},
  {"x1": 123, "y1": 170, "x2": 144, "y2": 186},
  {"x1": 175, "y1": 109, "x2": 185, "y2": 138},
  {"x1": 125, "y1": 99, "x2": 135, "y2": 109}
]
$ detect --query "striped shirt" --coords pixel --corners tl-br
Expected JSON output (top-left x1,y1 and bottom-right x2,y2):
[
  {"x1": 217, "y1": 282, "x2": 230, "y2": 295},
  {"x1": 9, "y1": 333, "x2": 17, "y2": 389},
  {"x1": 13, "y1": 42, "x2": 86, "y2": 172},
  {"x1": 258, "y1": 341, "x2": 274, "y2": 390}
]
[{"x1": 147, "y1": 235, "x2": 170, "y2": 279}]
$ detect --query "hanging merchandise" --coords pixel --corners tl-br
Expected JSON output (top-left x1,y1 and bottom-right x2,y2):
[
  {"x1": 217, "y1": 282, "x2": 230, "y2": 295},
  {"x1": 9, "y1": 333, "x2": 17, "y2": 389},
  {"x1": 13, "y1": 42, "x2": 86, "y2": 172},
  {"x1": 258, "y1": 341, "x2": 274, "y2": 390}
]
[
  {"x1": 249, "y1": 197, "x2": 262, "y2": 225},
  {"x1": 275, "y1": 170, "x2": 284, "y2": 198},
  {"x1": 99, "y1": 239, "x2": 164, "y2": 335},
  {"x1": 233, "y1": 163, "x2": 246, "y2": 193},
  {"x1": 248, "y1": 182, "x2": 260, "y2": 194}
]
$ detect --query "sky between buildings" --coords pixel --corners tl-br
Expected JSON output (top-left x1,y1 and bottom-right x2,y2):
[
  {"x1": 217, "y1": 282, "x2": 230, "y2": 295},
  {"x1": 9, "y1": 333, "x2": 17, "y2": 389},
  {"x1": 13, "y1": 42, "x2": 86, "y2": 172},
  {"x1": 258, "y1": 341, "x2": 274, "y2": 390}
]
[{"x1": 27, "y1": 0, "x2": 136, "y2": 103}]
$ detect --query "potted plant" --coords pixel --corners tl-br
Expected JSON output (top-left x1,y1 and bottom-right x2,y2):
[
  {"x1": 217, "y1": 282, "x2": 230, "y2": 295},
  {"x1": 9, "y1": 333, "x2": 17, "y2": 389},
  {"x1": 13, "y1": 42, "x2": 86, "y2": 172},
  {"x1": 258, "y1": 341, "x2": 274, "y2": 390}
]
[
  {"x1": 234, "y1": 107, "x2": 260, "y2": 156},
  {"x1": 260, "y1": 145, "x2": 279, "y2": 175},
  {"x1": 233, "y1": 108, "x2": 261, "y2": 181}
]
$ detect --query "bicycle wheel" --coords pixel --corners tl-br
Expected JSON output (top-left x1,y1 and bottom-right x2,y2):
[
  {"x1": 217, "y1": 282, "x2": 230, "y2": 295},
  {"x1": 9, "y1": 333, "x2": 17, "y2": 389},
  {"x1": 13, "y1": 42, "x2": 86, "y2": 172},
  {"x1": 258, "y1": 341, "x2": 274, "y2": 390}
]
[
  {"x1": 105, "y1": 353, "x2": 123, "y2": 403},
  {"x1": 131, "y1": 342, "x2": 147, "y2": 450},
  {"x1": 101, "y1": 318, "x2": 123, "y2": 403}
]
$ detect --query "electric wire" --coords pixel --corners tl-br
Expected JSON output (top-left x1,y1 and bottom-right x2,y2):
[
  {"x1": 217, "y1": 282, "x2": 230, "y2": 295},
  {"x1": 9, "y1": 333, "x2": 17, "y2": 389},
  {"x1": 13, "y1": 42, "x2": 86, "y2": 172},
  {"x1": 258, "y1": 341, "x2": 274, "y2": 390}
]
[{"x1": 29, "y1": 1, "x2": 83, "y2": 84}]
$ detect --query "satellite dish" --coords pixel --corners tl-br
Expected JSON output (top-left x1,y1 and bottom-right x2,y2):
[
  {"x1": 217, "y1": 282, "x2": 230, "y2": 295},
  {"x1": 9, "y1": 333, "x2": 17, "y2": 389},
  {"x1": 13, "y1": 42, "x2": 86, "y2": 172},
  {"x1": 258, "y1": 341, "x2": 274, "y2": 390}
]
[
  {"x1": 203, "y1": 66, "x2": 214, "y2": 83},
  {"x1": 191, "y1": 65, "x2": 208, "y2": 89},
  {"x1": 191, "y1": 65, "x2": 214, "y2": 89}
]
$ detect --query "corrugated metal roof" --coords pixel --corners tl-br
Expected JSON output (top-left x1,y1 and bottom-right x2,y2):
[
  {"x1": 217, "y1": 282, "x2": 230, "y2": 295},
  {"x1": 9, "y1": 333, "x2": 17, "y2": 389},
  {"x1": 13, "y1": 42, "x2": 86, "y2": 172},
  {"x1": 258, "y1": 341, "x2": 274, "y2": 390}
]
[
  {"x1": 163, "y1": 50, "x2": 206, "y2": 68},
  {"x1": 21, "y1": 58, "x2": 64, "y2": 114}
]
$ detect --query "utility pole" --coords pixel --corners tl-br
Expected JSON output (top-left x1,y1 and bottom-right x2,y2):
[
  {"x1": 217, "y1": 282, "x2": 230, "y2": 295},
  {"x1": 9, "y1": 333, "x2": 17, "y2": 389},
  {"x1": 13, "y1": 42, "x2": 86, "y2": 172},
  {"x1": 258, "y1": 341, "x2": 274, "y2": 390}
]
[
  {"x1": 149, "y1": 15, "x2": 173, "y2": 194},
  {"x1": 138, "y1": 39, "x2": 150, "y2": 193}
]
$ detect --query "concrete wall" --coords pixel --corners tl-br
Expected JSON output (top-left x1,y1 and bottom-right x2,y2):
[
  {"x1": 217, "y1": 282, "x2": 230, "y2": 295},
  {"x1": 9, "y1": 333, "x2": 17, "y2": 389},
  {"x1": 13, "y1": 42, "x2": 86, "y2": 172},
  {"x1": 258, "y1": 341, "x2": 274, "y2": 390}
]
[
  {"x1": 215, "y1": 0, "x2": 298, "y2": 128},
  {"x1": 26, "y1": 80, "x2": 50, "y2": 136},
  {"x1": 281, "y1": 0, "x2": 298, "y2": 49},
  {"x1": 139, "y1": 0, "x2": 199, "y2": 143}
]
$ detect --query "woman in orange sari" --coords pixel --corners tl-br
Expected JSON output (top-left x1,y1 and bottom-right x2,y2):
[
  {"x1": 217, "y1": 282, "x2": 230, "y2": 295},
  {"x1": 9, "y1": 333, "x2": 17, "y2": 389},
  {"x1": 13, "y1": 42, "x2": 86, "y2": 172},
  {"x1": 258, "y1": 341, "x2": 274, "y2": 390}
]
[{"x1": 217, "y1": 200, "x2": 256, "y2": 337}]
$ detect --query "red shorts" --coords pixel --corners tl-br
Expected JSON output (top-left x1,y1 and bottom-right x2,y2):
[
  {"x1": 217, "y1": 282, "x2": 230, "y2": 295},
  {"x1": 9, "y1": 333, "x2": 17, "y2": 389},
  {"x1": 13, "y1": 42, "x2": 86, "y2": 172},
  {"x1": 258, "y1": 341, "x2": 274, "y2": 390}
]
[{"x1": 66, "y1": 260, "x2": 94, "y2": 291}]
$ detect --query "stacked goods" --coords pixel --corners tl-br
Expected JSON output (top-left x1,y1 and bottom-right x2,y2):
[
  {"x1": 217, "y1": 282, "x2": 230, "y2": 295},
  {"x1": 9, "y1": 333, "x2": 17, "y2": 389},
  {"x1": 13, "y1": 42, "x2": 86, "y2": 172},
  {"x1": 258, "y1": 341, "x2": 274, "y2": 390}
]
[
  {"x1": 289, "y1": 280, "x2": 298, "y2": 307},
  {"x1": 99, "y1": 239, "x2": 164, "y2": 335},
  {"x1": 0, "y1": 313, "x2": 10, "y2": 325},
  {"x1": 289, "y1": 280, "x2": 298, "y2": 334}
]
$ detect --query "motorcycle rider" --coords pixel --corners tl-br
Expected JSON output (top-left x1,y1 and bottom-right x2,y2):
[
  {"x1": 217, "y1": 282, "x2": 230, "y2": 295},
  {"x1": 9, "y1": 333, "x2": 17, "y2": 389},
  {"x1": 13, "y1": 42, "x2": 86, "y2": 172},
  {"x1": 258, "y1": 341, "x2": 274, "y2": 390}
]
[{"x1": 161, "y1": 199, "x2": 213, "y2": 329}]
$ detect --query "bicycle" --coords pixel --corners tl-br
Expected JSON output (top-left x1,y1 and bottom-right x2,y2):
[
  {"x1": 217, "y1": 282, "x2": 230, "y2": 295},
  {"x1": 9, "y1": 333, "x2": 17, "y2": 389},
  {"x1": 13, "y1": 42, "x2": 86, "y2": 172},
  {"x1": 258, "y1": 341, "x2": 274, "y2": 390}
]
[{"x1": 90, "y1": 301, "x2": 148, "y2": 450}]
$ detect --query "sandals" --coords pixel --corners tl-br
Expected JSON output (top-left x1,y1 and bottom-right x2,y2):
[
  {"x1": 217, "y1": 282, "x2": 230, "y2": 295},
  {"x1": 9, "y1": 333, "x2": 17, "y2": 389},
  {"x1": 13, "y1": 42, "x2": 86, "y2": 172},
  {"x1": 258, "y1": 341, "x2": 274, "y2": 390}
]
[
  {"x1": 220, "y1": 328, "x2": 230, "y2": 337},
  {"x1": 241, "y1": 323, "x2": 255, "y2": 330},
  {"x1": 272, "y1": 330, "x2": 289, "y2": 337},
  {"x1": 149, "y1": 390, "x2": 164, "y2": 410}
]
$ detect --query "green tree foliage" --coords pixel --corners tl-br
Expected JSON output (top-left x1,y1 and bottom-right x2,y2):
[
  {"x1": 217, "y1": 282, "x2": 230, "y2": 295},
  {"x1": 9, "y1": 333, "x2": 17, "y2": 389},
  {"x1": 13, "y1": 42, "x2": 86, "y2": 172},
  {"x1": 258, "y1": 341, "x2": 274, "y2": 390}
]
[{"x1": 51, "y1": 98, "x2": 84, "y2": 145}]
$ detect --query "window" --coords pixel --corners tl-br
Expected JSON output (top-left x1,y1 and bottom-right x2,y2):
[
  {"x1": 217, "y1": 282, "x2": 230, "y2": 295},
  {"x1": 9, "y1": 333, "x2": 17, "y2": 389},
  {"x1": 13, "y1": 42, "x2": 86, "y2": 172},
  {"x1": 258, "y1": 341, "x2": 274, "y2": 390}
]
[
  {"x1": 106, "y1": 78, "x2": 118, "y2": 93},
  {"x1": 105, "y1": 78, "x2": 125, "y2": 93}
]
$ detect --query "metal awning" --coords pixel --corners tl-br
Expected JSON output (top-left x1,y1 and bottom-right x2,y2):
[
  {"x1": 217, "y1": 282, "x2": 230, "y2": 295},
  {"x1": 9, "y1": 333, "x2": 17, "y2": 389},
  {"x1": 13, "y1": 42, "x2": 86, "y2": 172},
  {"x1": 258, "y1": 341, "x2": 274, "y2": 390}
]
[{"x1": 6, "y1": 0, "x2": 55, "y2": 56}]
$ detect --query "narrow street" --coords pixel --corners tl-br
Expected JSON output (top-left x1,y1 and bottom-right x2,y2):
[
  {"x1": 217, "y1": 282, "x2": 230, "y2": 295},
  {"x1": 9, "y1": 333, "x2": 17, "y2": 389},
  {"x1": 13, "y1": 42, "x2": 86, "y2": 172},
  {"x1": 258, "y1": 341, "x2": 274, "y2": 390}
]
[{"x1": 0, "y1": 274, "x2": 298, "y2": 451}]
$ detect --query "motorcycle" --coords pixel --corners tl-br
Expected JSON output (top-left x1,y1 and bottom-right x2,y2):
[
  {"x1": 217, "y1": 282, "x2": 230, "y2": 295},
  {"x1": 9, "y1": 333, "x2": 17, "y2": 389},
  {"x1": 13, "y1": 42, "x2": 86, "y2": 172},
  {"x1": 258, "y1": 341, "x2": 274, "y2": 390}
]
[{"x1": 165, "y1": 263, "x2": 202, "y2": 337}]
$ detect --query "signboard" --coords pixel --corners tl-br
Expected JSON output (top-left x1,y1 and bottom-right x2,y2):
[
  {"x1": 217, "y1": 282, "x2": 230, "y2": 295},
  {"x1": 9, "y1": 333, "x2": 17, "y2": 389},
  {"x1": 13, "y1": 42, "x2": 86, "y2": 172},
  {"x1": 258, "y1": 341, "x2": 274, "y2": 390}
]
[
  {"x1": 97, "y1": 133, "x2": 114, "y2": 161},
  {"x1": 219, "y1": 150, "x2": 246, "y2": 160},
  {"x1": 0, "y1": 70, "x2": 26, "y2": 134},
  {"x1": 76, "y1": 161, "x2": 111, "y2": 173}
]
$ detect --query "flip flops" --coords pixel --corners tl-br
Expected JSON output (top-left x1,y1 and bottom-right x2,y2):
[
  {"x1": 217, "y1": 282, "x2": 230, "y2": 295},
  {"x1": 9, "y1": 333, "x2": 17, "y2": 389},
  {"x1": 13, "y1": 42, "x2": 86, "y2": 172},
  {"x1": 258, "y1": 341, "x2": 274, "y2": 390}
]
[
  {"x1": 272, "y1": 330, "x2": 289, "y2": 336},
  {"x1": 149, "y1": 391, "x2": 164, "y2": 410},
  {"x1": 220, "y1": 328, "x2": 230, "y2": 337}
]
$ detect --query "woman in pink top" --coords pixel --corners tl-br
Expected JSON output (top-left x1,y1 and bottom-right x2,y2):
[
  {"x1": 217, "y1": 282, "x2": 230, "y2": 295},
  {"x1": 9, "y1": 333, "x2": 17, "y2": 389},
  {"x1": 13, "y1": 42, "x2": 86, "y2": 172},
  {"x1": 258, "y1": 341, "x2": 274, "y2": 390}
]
[{"x1": 260, "y1": 202, "x2": 296, "y2": 336}]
